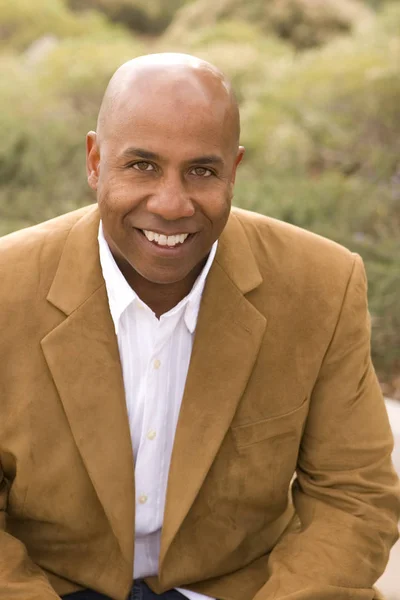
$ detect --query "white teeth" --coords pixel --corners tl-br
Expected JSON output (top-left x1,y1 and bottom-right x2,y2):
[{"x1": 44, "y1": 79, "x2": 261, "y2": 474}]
[{"x1": 142, "y1": 230, "x2": 189, "y2": 247}]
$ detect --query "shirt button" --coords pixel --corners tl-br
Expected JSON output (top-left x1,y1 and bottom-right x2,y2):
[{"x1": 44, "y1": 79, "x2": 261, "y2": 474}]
[
  {"x1": 147, "y1": 430, "x2": 156, "y2": 440},
  {"x1": 138, "y1": 494, "x2": 148, "y2": 504},
  {"x1": 153, "y1": 359, "x2": 161, "y2": 369}
]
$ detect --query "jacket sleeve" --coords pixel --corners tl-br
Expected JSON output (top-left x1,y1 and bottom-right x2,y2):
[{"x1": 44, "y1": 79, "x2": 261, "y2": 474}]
[
  {"x1": 0, "y1": 463, "x2": 61, "y2": 599},
  {"x1": 253, "y1": 254, "x2": 400, "y2": 600}
]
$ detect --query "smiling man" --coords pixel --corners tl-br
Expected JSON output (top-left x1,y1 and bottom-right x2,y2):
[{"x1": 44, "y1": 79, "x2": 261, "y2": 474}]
[
  {"x1": 87, "y1": 54, "x2": 244, "y2": 317},
  {"x1": 0, "y1": 53, "x2": 399, "y2": 600}
]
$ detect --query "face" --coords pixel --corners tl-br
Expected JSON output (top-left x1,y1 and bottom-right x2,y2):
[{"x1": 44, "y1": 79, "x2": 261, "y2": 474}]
[{"x1": 86, "y1": 84, "x2": 244, "y2": 287}]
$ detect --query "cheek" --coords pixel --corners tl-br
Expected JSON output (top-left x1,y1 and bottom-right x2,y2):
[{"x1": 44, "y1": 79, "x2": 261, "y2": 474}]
[
  {"x1": 198, "y1": 185, "x2": 232, "y2": 221},
  {"x1": 97, "y1": 172, "x2": 140, "y2": 215}
]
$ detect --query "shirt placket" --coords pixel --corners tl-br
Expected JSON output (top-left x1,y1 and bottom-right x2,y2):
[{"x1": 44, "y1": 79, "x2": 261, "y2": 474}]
[{"x1": 135, "y1": 315, "x2": 169, "y2": 535}]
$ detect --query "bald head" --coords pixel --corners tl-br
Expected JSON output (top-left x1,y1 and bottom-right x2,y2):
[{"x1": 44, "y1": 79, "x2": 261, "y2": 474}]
[{"x1": 96, "y1": 53, "x2": 240, "y2": 153}]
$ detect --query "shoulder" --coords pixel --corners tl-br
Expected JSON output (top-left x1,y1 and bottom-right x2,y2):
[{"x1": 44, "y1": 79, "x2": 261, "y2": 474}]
[
  {"x1": 0, "y1": 204, "x2": 97, "y2": 300},
  {"x1": 0, "y1": 204, "x2": 96, "y2": 256},
  {"x1": 229, "y1": 207, "x2": 363, "y2": 327},
  {"x1": 231, "y1": 206, "x2": 356, "y2": 281}
]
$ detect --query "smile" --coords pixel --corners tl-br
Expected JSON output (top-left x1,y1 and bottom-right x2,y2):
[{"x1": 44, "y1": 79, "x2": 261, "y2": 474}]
[{"x1": 141, "y1": 229, "x2": 190, "y2": 247}]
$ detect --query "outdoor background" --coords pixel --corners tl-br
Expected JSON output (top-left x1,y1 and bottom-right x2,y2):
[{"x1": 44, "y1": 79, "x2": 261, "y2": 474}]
[{"x1": 0, "y1": 0, "x2": 399, "y2": 596}]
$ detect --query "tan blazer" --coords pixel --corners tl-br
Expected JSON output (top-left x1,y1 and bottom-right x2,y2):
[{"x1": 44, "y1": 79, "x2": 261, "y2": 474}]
[{"x1": 0, "y1": 205, "x2": 399, "y2": 600}]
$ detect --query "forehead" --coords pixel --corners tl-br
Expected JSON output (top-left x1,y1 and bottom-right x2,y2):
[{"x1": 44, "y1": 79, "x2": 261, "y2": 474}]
[{"x1": 103, "y1": 81, "x2": 234, "y2": 157}]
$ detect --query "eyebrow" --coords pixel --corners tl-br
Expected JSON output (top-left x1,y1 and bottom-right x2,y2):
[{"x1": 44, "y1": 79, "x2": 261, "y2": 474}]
[{"x1": 120, "y1": 147, "x2": 225, "y2": 167}]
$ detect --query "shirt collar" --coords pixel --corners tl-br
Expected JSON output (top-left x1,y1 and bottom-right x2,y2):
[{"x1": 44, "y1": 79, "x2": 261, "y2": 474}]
[
  {"x1": 98, "y1": 222, "x2": 136, "y2": 334},
  {"x1": 98, "y1": 222, "x2": 217, "y2": 335}
]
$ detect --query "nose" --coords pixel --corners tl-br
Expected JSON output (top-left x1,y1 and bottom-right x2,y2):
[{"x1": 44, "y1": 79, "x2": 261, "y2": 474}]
[{"x1": 146, "y1": 173, "x2": 195, "y2": 220}]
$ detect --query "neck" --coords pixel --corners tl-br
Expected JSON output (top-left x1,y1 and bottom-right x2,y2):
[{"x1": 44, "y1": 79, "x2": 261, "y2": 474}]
[{"x1": 116, "y1": 259, "x2": 206, "y2": 319}]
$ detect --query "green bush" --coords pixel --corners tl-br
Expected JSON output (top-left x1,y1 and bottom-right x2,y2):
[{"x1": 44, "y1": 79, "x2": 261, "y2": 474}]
[
  {"x1": 0, "y1": 0, "x2": 116, "y2": 51},
  {"x1": 159, "y1": 20, "x2": 292, "y2": 104},
  {"x1": 0, "y1": 32, "x2": 144, "y2": 234},
  {"x1": 377, "y1": 1, "x2": 400, "y2": 35},
  {"x1": 0, "y1": 56, "x2": 90, "y2": 233},
  {"x1": 233, "y1": 20, "x2": 400, "y2": 178},
  {"x1": 66, "y1": 0, "x2": 191, "y2": 35},
  {"x1": 35, "y1": 36, "x2": 143, "y2": 115},
  {"x1": 268, "y1": 0, "x2": 373, "y2": 49},
  {"x1": 165, "y1": 0, "x2": 373, "y2": 50}
]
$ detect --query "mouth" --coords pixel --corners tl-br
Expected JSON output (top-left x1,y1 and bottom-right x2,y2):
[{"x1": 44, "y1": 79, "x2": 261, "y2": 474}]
[{"x1": 136, "y1": 228, "x2": 195, "y2": 250}]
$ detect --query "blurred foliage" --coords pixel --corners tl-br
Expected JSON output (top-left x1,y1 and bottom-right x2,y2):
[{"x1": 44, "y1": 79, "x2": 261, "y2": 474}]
[
  {"x1": 0, "y1": 0, "x2": 399, "y2": 388},
  {"x1": 0, "y1": 0, "x2": 122, "y2": 50},
  {"x1": 266, "y1": 0, "x2": 373, "y2": 49},
  {"x1": 66, "y1": 0, "x2": 191, "y2": 35},
  {"x1": 165, "y1": 0, "x2": 373, "y2": 50}
]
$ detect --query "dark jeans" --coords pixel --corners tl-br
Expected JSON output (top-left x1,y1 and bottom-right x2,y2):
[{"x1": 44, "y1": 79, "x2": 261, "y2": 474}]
[{"x1": 61, "y1": 579, "x2": 189, "y2": 600}]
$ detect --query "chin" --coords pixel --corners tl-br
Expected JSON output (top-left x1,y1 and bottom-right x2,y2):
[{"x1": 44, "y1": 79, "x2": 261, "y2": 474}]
[
  {"x1": 136, "y1": 266, "x2": 190, "y2": 285},
  {"x1": 145, "y1": 273, "x2": 189, "y2": 285}
]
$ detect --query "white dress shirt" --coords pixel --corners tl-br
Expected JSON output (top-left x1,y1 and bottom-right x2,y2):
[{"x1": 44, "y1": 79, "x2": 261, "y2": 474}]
[{"x1": 98, "y1": 223, "x2": 217, "y2": 600}]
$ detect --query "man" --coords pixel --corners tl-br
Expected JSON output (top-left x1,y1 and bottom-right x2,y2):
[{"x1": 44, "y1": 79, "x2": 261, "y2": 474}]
[{"x1": 0, "y1": 53, "x2": 399, "y2": 600}]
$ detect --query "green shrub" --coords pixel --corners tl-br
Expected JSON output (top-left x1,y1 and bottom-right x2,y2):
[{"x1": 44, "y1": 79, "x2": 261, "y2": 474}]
[
  {"x1": 0, "y1": 0, "x2": 116, "y2": 51},
  {"x1": 0, "y1": 33, "x2": 144, "y2": 233},
  {"x1": 165, "y1": 0, "x2": 373, "y2": 50},
  {"x1": 66, "y1": 0, "x2": 191, "y2": 35},
  {"x1": 0, "y1": 59, "x2": 91, "y2": 233},
  {"x1": 35, "y1": 36, "x2": 143, "y2": 116},
  {"x1": 158, "y1": 20, "x2": 291, "y2": 104},
  {"x1": 236, "y1": 26, "x2": 400, "y2": 181},
  {"x1": 266, "y1": 0, "x2": 373, "y2": 49},
  {"x1": 377, "y1": 1, "x2": 400, "y2": 35}
]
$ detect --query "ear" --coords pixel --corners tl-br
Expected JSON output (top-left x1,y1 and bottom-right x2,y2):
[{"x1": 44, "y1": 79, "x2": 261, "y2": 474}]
[
  {"x1": 230, "y1": 146, "x2": 244, "y2": 199},
  {"x1": 86, "y1": 131, "x2": 100, "y2": 191},
  {"x1": 231, "y1": 145, "x2": 245, "y2": 186}
]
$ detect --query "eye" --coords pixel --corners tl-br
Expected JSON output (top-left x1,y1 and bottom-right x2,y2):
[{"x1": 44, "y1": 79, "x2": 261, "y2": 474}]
[
  {"x1": 132, "y1": 161, "x2": 154, "y2": 172},
  {"x1": 190, "y1": 167, "x2": 213, "y2": 177}
]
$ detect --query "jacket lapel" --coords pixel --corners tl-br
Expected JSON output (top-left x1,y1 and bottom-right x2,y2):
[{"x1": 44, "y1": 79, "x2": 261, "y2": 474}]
[
  {"x1": 159, "y1": 211, "x2": 267, "y2": 576},
  {"x1": 41, "y1": 206, "x2": 135, "y2": 568}
]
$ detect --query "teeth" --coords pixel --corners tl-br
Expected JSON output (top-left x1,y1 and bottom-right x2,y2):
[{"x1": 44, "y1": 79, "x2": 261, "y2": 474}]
[
  {"x1": 146, "y1": 231, "x2": 155, "y2": 242},
  {"x1": 143, "y1": 230, "x2": 189, "y2": 247}
]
